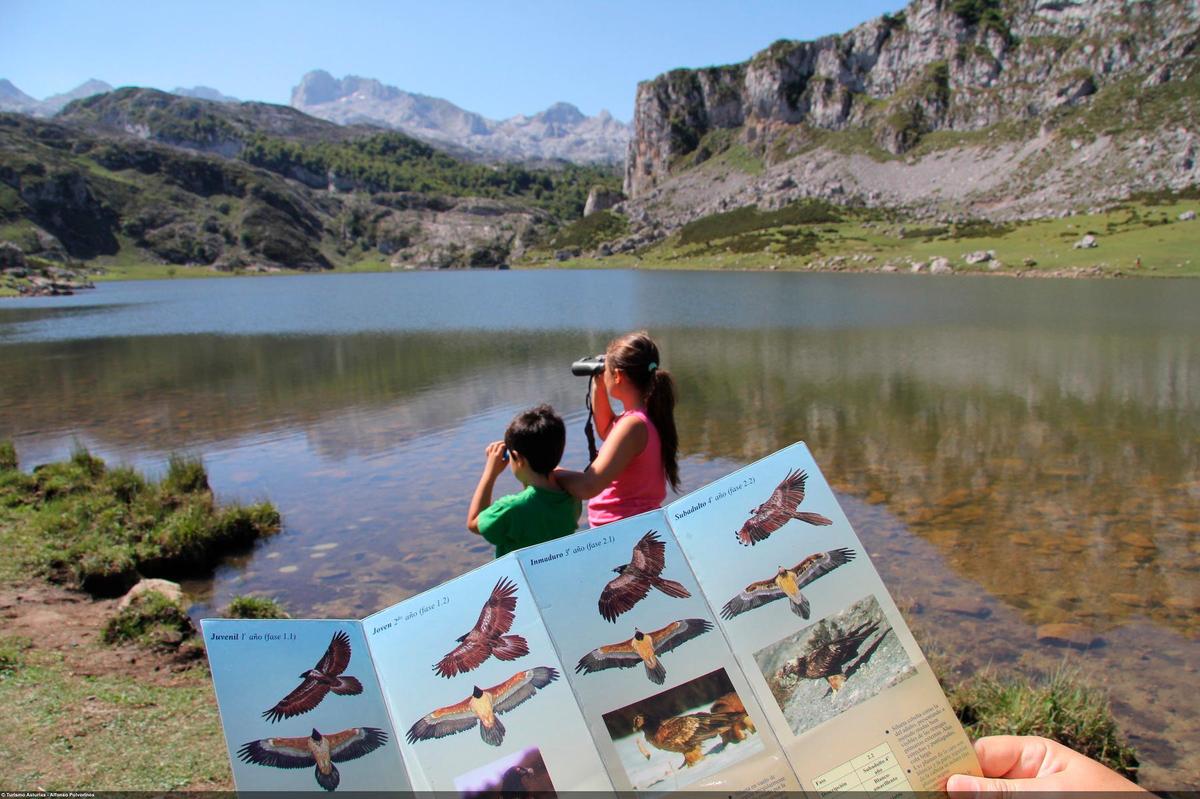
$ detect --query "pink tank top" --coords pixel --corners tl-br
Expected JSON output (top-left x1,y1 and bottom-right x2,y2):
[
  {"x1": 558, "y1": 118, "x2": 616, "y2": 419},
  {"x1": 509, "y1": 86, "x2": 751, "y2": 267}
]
[{"x1": 587, "y1": 409, "x2": 666, "y2": 527}]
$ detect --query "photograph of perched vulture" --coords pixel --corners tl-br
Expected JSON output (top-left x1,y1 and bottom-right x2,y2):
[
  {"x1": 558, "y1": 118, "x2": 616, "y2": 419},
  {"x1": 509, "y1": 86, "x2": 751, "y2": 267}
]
[
  {"x1": 237, "y1": 726, "x2": 388, "y2": 791},
  {"x1": 736, "y1": 468, "x2": 833, "y2": 546},
  {"x1": 602, "y1": 669, "x2": 765, "y2": 790},
  {"x1": 434, "y1": 577, "x2": 530, "y2": 678},
  {"x1": 575, "y1": 618, "x2": 713, "y2": 685},
  {"x1": 721, "y1": 548, "x2": 856, "y2": 620},
  {"x1": 632, "y1": 709, "x2": 743, "y2": 768},
  {"x1": 599, "y1": 530, "x2": 691, "y2": 623},
  {"x1": 262, "y1": 630, "x2": 364, "y2": 723},
  {"x1": 755, "y1": 595, "x2": 915, "y2": 737},
  {"x1": 775, "y1": 620, "x2": 885, "y2": 695},
  {"x1": 406, "y1": 666, "x2": 559, "y2": 747}
]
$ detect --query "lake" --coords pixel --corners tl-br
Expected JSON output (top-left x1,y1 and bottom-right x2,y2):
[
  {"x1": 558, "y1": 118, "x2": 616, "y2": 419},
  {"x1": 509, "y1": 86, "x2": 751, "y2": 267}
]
[{"x1": 1, "y1": 270, "x2": 1196, "y2": 788}]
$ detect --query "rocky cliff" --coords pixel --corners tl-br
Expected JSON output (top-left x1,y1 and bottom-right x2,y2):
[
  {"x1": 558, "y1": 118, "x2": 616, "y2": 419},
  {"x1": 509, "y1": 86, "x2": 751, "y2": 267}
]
[
  {"x1": 291, "y1": 70, "x2": 631, "y2": 164},
  {"x1": 623, "y1": 0, "x2": 1199, "y2": 221}
]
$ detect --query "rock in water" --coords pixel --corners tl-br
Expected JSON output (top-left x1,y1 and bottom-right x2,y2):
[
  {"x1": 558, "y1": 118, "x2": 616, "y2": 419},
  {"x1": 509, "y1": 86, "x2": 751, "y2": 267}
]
[{"x1": 1036, "y1": 623, "x2": 1104, "y2": 649}]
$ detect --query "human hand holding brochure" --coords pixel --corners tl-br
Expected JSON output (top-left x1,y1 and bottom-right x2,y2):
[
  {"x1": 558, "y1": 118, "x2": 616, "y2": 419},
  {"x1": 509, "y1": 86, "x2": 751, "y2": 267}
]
[{"x1": 202, "y1": 442, "x2": 982, "y2": 794}]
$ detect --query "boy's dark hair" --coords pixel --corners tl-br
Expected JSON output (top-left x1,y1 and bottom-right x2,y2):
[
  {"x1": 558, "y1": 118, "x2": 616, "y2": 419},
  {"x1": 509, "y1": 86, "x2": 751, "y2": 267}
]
[{"x1": 504, "y1": 404, "x2": 566, "y2": 476}]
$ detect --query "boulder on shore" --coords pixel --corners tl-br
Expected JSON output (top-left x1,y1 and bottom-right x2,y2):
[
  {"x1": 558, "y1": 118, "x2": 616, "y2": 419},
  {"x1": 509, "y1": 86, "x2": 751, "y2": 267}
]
[{"x1": 118, "y1": 578, "x2": 184, "y2": 610}]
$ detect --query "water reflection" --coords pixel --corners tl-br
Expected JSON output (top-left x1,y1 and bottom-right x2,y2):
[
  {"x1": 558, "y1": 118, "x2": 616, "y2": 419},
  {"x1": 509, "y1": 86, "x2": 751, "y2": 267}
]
[{"x1": 0, "y1": 272, "x2": 1196, "y2": 787}]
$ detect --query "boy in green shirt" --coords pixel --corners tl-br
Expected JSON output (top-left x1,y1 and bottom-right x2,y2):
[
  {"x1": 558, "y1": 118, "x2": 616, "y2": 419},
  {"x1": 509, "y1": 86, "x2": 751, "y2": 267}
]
[{"x1": 467, "y1": 404, "x2": 581, "y2": 557}]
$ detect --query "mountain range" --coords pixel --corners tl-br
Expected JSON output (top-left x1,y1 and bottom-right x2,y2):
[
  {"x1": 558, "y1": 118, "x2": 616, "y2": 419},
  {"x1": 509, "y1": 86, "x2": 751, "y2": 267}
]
[
  {"x1": 0, "y1": 73, "x2": 629, "y2": 165},
  {"x1": 289, "y1": 70, "x2": 629, "y2": 164}
]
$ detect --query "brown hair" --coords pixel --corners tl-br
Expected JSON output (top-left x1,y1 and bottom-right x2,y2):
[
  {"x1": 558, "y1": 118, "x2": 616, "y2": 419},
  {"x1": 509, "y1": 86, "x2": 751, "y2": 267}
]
[
  {"x1": 505, "y1": 404, "x2": 567, "y2": 476},
  {"x1": 605, "y1": 331, "x2": 679, "y2": 491}
]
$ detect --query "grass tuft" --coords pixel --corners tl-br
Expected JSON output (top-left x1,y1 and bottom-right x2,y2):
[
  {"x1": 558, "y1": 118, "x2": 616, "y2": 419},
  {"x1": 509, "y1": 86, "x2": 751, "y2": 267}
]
[
  {"x1": 163, "y1": 453, "x2": 210, "y2": 495},
  {"x1": 949, "y1": 667, "x2": 1139, "y2": 779},
  {"x1": 0, "y1": 440, "x2": 17, "y2": 472},
  {"x1": 0, "y1": 635, "x2": 32, "y2": 678},
  {"x1": 102, "y1": 590, "x2": 196, "y2": 651},
  {"x1": 225, "y1": 595, "x2": 290, "y2": 619}
]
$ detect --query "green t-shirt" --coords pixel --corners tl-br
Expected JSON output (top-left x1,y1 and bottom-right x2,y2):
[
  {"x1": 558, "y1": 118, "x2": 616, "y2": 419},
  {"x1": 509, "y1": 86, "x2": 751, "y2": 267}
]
[{"x1": 476, "y1": 485, "x2": 582, "y2": 557}]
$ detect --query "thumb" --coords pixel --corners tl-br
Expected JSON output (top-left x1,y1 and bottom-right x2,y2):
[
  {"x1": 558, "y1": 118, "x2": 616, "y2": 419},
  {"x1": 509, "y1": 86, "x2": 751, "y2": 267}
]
[{"x1": 946, "y1": 772, "x2": 1036, "y2": 798}]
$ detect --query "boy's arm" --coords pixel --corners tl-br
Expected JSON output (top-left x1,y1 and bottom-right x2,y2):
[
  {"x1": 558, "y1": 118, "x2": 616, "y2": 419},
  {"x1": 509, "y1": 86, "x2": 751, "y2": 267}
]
[{"x1": 467, "y1": 441, "x2": 508, "y2": 533}]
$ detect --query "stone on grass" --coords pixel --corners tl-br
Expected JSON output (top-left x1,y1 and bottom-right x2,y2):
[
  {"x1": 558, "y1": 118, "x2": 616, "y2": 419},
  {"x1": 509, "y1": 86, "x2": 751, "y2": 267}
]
[
  {"x1": 118, "y1": 578, "x2": 183, "y2": 610},
  {"x1": 1073, "y1": 234, "x2": 1098, "y2": 249},
  {"x1": 930, "y1": 257, "x2": 954, "y2": 275},
  {"x1": 1180, "y1": 210, "x2": 1196, "y2": 221}
]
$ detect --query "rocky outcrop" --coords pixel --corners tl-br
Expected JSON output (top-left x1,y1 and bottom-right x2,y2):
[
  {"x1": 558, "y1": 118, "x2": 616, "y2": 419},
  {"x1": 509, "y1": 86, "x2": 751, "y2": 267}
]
[
  {"x1": 291, "y1": 70, "x2": 631, "y2": 164},
  {"x1": 584, "y1": 186, "x2": 624, "y2": 216},
  {"x1": 625, "y1": 0, "x2": 1200, "y2": 199}
]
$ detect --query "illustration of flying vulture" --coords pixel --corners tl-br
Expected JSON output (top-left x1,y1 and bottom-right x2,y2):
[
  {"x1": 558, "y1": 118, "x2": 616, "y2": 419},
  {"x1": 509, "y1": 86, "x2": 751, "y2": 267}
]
[
  {"x1": 238, "y1": 726, "x2": 388, "y2": 791},
  {"x1": 599, "y1": 531, "x2": 691, "y2": 623},
  {"x1": 434, "y1": 577, "x2": 530, "y2": 678},
  {"x1": 775, "y1": 620, "x2": 886, "y2": 695},
  {"x1": 710, "y1": 692, "x2": 756, "y2": 743},
  {"x1": 633, "y1": 709, "x2": 742, "y2": 768},
  {"x1": 721, "y1": 548, "x2": 856, "y2": 620},
  {"x1": 736, "y1": 469, "x2": 833, "y2": 546},
  {"x1": 262, "y1": 631, "x2": 363, "y2": 723},
  {"x1": 575, "y1": 618, "x2": 712, "y2": 685},
  {"x1": 406, "y1": 666, "x2": 559, "y2": 747}
]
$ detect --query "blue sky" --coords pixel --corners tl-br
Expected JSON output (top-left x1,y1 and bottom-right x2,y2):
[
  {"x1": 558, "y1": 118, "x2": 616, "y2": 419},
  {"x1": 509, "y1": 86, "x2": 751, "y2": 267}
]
[{"x1": 2, "y1": 1, "x2": 905, "y2": 121}]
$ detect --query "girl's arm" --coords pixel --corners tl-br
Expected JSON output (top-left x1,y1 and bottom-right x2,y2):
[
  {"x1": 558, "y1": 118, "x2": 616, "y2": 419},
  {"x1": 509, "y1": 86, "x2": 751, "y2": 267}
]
[
  {"x1": 591, "y1": 376, "x2": 616, "y2": 439},
  {"x1": 556, "y1": 413, "x2": 648, "y2": 500}
]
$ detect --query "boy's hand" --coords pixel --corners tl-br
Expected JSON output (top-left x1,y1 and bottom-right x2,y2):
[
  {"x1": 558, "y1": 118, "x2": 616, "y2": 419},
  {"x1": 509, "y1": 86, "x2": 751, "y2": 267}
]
[{"x1": 482, "y1": 441, "x2": 508, "y2": 480}]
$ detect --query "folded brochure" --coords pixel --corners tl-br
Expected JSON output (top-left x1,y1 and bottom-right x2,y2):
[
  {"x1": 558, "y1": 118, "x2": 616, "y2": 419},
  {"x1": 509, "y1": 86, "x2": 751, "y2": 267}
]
[{"x1": 202, "y1": 441, "x2": 981, "y2": 794}]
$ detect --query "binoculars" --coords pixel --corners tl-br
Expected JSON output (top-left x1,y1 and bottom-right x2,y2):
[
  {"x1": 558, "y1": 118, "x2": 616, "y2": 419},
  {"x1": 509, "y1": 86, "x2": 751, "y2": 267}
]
[{"x1": 571, "y1": 354, "x2": 606, "y2": 377}]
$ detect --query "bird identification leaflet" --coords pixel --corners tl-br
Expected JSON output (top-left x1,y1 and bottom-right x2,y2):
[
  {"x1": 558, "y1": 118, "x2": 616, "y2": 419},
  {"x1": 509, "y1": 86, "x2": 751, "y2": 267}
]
[{"x1": 203, "y1": 442, "x2": 981, "y2": 794}]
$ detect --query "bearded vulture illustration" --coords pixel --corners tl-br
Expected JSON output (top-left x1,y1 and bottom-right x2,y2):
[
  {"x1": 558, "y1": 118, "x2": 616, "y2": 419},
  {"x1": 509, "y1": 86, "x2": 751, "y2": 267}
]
[
  {"x1": 434, "y1": 577, "x2": 529, "y2": 678},
  {"x1": 238, "y1": 726, "x2": 387, "y2": 791},
  {"x1": 599, "y1": 531, "x2": 691, "y2": 623},
  {"x1": 262, "y1": 631, "x2": 363, "y2": 723},
  {"x1": 406, "y1": 666, "x2": 559, "y2": 747},
  {"x1": 721, "y1": 548, "x2": 856, "y2": 620},
  {"x1": 736, "y1": 469, "x2": 833, "y2": 546},
  {"x1": 575, "y1": 618, "x2": 712, "y2": 685}
]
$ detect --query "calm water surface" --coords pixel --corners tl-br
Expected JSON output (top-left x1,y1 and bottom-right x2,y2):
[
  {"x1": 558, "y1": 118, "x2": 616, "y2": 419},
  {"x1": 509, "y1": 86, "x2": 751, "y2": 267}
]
[{"x1": 1, "y1": 271, "x2": 1196, "y2": 788}]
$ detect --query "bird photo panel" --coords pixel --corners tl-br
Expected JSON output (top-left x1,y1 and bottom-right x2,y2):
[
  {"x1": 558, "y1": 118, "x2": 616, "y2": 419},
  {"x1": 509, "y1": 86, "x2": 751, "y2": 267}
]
[
  {"x1": 518, "y1": 511, "x2": 801, "y2": 792},
  {"x1": 202, "y1": 618, "x2": 410, "y2": 792},
  {"x1": 752, "y1": 594, "x2": 916, "y2": 738},
  {"x1": 360, "y1": 560, "x2": 611, "y2": 792},
  {"x1": 599, "y1": 667, "x2": 766, "y2": 792},
  {"x1": 666, "y1": 442, "x2": 906, "y2": 659}
]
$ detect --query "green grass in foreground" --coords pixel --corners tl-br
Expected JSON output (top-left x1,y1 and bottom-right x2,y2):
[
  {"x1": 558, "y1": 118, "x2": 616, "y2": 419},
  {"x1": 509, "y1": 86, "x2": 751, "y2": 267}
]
[
  {"x1": 0, "y1": 646, "x2": 229, "y2": 790},
  {"x1": 950, "y1": 667, "x2": 1139, "y2": 779}
]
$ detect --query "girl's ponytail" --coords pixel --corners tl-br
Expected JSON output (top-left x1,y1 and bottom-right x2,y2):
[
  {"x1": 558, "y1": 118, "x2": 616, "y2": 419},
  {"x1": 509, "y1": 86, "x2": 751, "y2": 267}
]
[
  {"x1": 605, "y1": 331, "x2": 680, "y2": 491},
  {"x1": 645, "y1": 367, "x2": 680, "y2": 491}
]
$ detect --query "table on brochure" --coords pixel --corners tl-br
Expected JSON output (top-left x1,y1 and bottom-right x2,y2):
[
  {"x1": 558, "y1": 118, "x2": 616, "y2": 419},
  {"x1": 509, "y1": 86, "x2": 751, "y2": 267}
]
[{"x1": 811, "y1": 741, "x2": 912, "y2": 795}]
